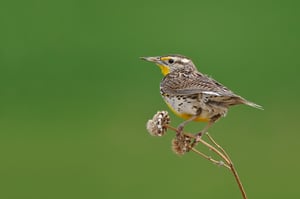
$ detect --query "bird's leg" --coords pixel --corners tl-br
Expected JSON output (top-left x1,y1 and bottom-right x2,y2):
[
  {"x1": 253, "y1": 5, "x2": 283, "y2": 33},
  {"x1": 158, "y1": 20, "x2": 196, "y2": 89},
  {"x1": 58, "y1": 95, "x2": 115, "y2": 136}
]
[
  {"x1": 176, "y1": 115, "x2": 199, "y2": 136},
  {"x1": 197, "y1": 121, "x2": 213, "y2": 138},
  {"x1": 195, "y1": 113, "x2": 221, "y2": 139},
  {"x1": 190, "y1": 113, "x2": 222, "y2": 148},
  {"x1": 190, "y1": 121, "x2": 215, "y2": 148}
]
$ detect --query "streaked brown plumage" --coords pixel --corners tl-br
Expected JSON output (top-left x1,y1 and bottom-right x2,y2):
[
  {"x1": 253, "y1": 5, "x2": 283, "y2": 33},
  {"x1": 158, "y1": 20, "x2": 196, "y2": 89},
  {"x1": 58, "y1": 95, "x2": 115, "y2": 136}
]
[{"x1": 141, "y1": 54, "x2": 262, "y2": 136}]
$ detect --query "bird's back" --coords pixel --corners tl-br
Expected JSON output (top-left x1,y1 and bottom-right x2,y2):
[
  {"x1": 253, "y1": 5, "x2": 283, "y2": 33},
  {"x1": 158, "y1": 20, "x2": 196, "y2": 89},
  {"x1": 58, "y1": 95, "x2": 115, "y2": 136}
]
[{"x1": 160, "y1": 70, "x2": 262, "y2": 122}]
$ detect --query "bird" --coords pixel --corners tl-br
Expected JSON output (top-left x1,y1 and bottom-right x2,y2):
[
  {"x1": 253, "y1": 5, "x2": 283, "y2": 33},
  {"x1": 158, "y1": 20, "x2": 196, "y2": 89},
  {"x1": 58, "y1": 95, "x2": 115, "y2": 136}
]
[{"x1": 141, "y1": 54, "x2": 263, "y2": 137}]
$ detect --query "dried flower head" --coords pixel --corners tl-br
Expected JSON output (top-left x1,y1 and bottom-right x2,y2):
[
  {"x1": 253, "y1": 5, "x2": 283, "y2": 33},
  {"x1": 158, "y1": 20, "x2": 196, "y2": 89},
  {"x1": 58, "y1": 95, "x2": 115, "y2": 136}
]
[
  {"x1": 146, "y1": 111, "x2": 170, "y2": 136},
  {"x1": 171, "y1": 134, "x2": 191, "y2": 155}
]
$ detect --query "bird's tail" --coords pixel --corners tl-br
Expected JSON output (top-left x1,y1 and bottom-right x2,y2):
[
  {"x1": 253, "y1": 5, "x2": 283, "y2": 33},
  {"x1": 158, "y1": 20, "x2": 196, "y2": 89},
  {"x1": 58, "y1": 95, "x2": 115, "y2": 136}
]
[{"x1": 243, "y1": 100, "x2": 264, "y2": 110}]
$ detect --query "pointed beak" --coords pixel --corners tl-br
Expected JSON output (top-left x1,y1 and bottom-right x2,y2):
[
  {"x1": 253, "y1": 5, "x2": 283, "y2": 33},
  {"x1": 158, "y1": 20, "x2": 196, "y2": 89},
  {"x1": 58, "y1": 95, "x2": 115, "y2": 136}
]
[
  {"x1": 140, "y1": 56, "x2": 170, "y2": 76},
  {"x1": 140, "y1": 56, "x2": 161, "y2": 64}
]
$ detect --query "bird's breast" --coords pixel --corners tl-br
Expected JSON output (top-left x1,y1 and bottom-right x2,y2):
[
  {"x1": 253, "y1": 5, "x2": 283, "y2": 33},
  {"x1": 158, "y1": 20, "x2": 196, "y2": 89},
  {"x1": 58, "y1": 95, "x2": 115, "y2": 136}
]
[{"x1": 161, "y1": 94, "x2": 209, "y2": 122}]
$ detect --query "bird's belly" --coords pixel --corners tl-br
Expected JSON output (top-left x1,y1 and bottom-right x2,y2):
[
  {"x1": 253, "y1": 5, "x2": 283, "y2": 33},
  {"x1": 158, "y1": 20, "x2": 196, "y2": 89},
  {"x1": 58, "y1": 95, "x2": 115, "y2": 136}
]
[{"x1": 162, "y1": 95, "x2": 212, "y2": 122}]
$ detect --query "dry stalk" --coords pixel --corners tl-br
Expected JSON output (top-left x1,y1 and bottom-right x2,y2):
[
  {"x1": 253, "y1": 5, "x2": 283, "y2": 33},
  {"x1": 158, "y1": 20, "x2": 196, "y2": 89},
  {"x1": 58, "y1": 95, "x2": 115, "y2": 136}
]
[
  {"x1": 169, "y1": 126, "x2": 248, "y2": 199},
  {"x1": 146, "y1": 111, "x2": 248, "y2": 199}
]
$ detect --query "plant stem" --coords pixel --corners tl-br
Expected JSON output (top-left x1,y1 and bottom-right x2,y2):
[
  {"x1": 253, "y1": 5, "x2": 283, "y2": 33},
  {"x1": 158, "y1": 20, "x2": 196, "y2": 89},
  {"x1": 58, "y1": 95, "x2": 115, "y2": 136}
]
[
  {"x1": 196, "y1": 138, "x2": 231, "y2": 165},
  {"x1": 189, "y1": 147, "x2": 230, "y2": 169},
  {"x1": 230, "y1": 163, "x2": 247, "y2": 199},
  {"x1": 205, "y1": 133, "x2": 247, "y2": 199},
  {"x1": 165, "y1": 125, "x2": 248, "y2": 199}
]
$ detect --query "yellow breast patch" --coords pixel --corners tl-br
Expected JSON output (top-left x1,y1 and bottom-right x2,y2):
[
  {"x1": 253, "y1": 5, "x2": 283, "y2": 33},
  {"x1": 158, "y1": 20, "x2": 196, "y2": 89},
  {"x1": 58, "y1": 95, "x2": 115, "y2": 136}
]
[{"x1": 165, "y1": 101, "x2": 209, "y2": 122}]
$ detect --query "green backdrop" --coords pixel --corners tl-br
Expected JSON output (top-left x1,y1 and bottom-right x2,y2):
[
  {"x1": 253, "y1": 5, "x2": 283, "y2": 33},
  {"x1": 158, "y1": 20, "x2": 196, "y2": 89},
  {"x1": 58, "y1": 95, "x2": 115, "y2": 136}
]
[{"x1": 1, "y1": 0, "x2": 299, "y2": 198}]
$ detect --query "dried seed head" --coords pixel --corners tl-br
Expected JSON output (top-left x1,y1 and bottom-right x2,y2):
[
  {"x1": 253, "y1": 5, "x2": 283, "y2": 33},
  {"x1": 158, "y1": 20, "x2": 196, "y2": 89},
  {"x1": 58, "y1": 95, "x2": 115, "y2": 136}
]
[
  {"x1": 146, "y1": 111, "x2": 170, "y2": 136},
  {"x1": 171, "y1": 134, "x2": 191, "y2": 155}
]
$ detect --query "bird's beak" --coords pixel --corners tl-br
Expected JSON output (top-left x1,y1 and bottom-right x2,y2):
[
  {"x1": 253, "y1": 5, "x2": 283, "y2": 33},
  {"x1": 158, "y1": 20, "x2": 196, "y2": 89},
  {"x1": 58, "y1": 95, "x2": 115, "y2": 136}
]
[
  {"x1": 140, "y1": 56, "x2": 161, "y2": 64},
  {"x1": 140, "y1": 56, "x2": 170, "y2": 76}
]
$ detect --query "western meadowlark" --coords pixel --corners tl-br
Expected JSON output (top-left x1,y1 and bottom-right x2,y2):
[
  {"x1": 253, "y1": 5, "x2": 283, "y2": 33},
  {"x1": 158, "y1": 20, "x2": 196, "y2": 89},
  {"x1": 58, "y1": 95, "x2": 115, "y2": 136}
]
[{"x1": 141, "y1": 54, "x2": 262, "y2": 137}]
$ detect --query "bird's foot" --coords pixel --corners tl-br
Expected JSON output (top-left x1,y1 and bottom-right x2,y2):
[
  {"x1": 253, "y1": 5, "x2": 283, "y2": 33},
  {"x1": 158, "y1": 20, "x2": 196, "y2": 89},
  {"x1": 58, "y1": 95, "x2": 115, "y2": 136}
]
[
  {"x1": 190, "y1": 131, "x2": 203, "y2": 148},
  {"x1": 176, "y1": 125, "x2": 184, "y2": 137}
]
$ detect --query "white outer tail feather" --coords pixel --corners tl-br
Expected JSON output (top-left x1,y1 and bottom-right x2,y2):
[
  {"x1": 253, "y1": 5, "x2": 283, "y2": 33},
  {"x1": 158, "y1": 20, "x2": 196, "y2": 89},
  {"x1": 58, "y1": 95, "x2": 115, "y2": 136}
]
[{"x1": 244, "y1": 100, "x2": 264, "y2": 110}]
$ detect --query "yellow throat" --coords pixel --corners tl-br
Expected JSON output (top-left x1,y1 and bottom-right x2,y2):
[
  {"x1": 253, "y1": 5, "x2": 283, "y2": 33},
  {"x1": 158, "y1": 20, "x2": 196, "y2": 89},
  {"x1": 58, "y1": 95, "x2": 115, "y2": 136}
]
[{"x1": 157, "y1": 64, "x2": 170, "y2": 76}]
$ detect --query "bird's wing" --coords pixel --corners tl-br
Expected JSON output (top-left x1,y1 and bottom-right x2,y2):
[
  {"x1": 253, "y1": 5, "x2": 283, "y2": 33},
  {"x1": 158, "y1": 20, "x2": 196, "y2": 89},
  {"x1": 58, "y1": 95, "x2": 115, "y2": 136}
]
[
  {"x1": 161, "y1": 72, "x2": 237, "y2": 97},
  {"x1": 161, "y1": 72, "x2": 263, "y2": 109}
]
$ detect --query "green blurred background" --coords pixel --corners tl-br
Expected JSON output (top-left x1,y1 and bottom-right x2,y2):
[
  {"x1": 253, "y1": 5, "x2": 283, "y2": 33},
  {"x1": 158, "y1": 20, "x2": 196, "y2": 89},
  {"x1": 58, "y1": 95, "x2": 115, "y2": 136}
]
[{"x1": 0, "y1": 0, "x2": 299, "y2": 198}]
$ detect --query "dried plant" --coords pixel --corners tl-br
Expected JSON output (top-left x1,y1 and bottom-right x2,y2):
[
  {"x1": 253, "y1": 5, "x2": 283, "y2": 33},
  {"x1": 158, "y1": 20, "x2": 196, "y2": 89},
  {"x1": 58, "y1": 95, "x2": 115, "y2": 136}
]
[{"x1": 146, "y1": 111, "x2": 248, "y2": 199}]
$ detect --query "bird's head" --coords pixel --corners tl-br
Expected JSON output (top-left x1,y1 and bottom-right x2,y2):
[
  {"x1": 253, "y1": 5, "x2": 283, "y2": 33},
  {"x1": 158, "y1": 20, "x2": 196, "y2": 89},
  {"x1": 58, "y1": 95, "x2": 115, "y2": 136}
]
[{"x1": 141, "y1": 54, "x2": 196, "y2": 76}]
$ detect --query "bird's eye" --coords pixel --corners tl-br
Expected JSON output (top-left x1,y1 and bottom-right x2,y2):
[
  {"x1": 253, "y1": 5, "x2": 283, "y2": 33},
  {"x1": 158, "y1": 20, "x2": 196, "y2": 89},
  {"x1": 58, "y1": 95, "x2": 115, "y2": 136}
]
[{"x1": 168, "y1": 59, "x2": 174, "y2": 64}]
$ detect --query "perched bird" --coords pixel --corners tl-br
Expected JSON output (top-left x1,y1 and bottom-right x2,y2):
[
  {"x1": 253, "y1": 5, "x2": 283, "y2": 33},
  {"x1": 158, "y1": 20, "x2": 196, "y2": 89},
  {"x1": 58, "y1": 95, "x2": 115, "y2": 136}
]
[{"x1": 141, "y1": 54, "x2": 262, "y2": 137}]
